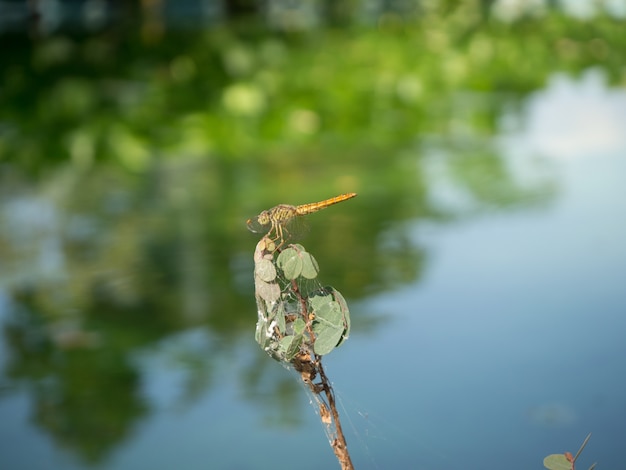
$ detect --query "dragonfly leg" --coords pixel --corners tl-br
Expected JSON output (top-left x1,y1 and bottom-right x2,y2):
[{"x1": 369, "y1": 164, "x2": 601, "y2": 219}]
[
  {"x1": 275, "y1": 222, "x2": 288, "y2": 249},
  {"x1": 277, "y1": 223, "x2": 283, "y2": 244},
  {"x1": 265, "y1": 221, "x2": 284, "y2": 251}
]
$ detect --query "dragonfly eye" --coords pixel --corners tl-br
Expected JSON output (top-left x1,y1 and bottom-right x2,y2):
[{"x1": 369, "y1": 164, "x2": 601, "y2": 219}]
[{"x1": 256, "y1": 211, "x2": 271, "y2": 226}]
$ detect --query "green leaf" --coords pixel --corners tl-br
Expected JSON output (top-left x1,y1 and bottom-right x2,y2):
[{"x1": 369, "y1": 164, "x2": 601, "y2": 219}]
[
  {"x1": 300, "y1": 251, "x2": 320, "y2": 279},
  {"x1": 330, "y1": 287, "x2": 350, "y2": 345},
  {"x1": 277, "y1": 247, "x2": 303, "y2": 279},
  {"x1": 255, "y1": 312, "x2": 275, "y2": 350},
  {"x1": 293, "y1": 317, "x2": 306, "y2": 335},
  {"x1": 307, "y1": 287, "x2": 350, "y2": 353},
  {"x1": 279, "y1": 334, "x2": 303, "y2": 362},
  {"x1": 543, "y1": 454, "x2": 573, "y2": 470},
  {"x1": 276, "y1": 301, "x2": 286, "y2": 333},
  {"x1": 310, "y1": 292, "x2": 345, "y2": 356},
  {"x1": 309, "y1": 290, "x2": 333, "y2": 310},
  {"x1": 255, "y1": 258, "x2": 276, "y2": 282},
  {"x1": 254, "y1": 277, "x2": 280, "y2": 304},
  {"x1": 254, "y1": 318, "x2": 267, "y2": 346}
]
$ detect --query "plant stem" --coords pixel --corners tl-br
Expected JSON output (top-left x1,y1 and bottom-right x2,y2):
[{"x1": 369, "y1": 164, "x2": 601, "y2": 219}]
[{"x1": 573, "y1": 433, "x2": 592, "y2": 463}]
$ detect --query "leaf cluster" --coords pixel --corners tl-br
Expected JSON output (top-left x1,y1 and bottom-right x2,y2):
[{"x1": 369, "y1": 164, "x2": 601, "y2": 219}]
[{"x1": 253, "y1": 239, "x2": 350, "y2": 362}]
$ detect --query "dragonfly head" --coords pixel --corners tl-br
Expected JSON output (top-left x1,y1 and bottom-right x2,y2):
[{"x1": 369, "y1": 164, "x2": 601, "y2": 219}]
[
  {"x1": 255, "y1": 210, "x2": 271, "y2": 226},
  {"x1": 247, "y1": 210, "x2": 273, "y2": 234}
]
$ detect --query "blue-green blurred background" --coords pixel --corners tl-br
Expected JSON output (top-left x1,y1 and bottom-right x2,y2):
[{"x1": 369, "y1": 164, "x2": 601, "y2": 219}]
[{"x1": 1, "y1": 1, "x2": 625, "y2": 469}]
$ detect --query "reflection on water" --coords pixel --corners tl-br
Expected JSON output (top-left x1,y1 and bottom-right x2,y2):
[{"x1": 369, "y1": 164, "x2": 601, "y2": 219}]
[
  {"x1": 0, "y1": 154, "x2": 551, "y2": 465},
  {"x1": 2, "y1": 7, "x2": 626, "y2": 470},
  {"x1": 0, "y1": 112, "x2": 558, "y2": 468},
  {"x1": 527, "y1": 403, "x2": 577, "y2": 427}
]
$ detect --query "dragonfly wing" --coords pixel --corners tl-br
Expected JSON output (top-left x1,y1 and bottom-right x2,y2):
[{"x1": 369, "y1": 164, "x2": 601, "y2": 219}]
[
  {"x1": 247, "y1": 215, "x2": 272, "y2": 234},
  {"x1": 281, "y1": 216, "x2": 310, "y2": 242}
]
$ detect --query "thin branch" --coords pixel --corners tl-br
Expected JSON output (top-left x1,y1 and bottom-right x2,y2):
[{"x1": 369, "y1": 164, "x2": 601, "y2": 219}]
[
  {"x1": 317, "y1": 359, "x2": 354, "y2": 470},
  {"x1": 573, "y1": 433, "x2": 592, "y2": 462},
  {"x1": 290, "y1": 274, "x2": 354, "y2": 469}
]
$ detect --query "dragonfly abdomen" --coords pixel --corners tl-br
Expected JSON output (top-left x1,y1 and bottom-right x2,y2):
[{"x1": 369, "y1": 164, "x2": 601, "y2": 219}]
[{"x1": 295, "y1": 192, "x2": 357, "y2": 216}]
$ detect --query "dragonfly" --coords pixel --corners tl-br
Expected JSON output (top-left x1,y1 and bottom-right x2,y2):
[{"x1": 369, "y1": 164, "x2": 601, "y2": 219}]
[{"x1": 247, "y1": 192, "x2": 357, "y2": 245}]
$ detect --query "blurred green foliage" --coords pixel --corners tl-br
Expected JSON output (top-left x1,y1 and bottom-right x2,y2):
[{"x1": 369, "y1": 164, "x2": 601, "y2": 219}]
[
  {"x1": 1, "y1": 6, "x2": 623, "y2": 173},
  {"x1": 0, "y1": 3, "x2": 624, "y2": 465}
]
